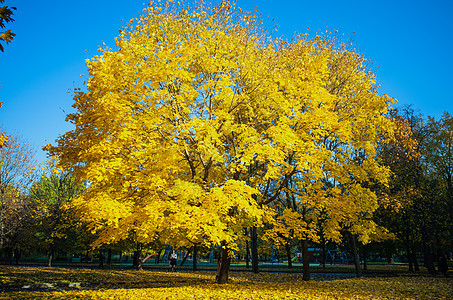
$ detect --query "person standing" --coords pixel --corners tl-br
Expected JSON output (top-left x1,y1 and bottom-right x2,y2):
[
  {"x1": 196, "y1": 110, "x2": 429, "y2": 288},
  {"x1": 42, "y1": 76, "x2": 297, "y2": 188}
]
[{"x1": 168, "y1": 250, "x2": 177, "y2": 271}]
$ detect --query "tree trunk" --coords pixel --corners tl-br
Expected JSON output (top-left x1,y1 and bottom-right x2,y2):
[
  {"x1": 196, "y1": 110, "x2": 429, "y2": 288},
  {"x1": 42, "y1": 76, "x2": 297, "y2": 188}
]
[
  {"x1": 155, "y1": 249, "x2": 162, "y2": 264},
  {"x1": 180, "y1": 248, "x2": 190, "y2": 266},
  {"x1": 285, "y1": 242, "x2": 292, "y2": 268},
  {"x1": 107, "y1": 249, "x2": 112, "y2": 267},
  {"x1": 13, "y1": 249, "x2": 21, "y2": 265},
  {"x1": 347, "y1": 231, "x2": 362, "y2": 278},
  {"x1": 215, "y1": 245, "x2": 231, "y2": 284},
  {"x1": 422, "y1": 238, "x2": 436, "y2": 274},
  {"x1": 251, "y1": 226, "x2": 259, "y2": 273},
  {"x1": 3, "y1": 247, "x2": 13, "y2": 265},
  {"x1": 404, "y1": 223, "x2": 413, "y2": 272},
  {"x1": 245, "y1": 228, "x2": 250, "y2": 269},
  {"x1": 48, "y1": 250, "x2": 53, "y2": 267},
  {"x1": 193, "y1": 245, "x2": 198, "y2": 271},
  {"x1": 412, "y1": 251, "x2": 420, "y2": 271},
  {"x1": 407, "y1": 248, "x2": 414, "y2": 272},
  {"x1": 98, "y1": 250, "x2": 104, "y2": 269},
  {"x1": 133, "y1": 243, "x2": 143, "y2": 270},
  {"x1": 362, "y1": 245, "x2": 367, "y2": 272},
  {"x1": 301, "y1": 239, "x2": 310, "y2": 281}
]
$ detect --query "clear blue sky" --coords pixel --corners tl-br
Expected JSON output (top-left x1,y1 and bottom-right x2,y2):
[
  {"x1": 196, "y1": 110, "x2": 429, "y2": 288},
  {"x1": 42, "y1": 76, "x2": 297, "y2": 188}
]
[{"x1": 1, "y1": 0, "x2": 452, "y2": 164}]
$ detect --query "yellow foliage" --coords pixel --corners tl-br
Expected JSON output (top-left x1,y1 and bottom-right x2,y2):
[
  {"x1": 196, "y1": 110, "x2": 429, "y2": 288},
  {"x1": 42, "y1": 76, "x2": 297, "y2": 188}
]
[{"x1": 45, "y1": 0, "x2": 396, "y2": 251}]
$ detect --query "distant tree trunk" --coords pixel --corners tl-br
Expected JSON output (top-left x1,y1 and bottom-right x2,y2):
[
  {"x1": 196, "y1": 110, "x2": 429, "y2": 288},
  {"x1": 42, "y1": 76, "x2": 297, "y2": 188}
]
[
  {"x1": 215, "y1": 244, "x2": 231, "y2": 284},
  {"x1": 407, "y1": 248, "x2": 414, "y2": 272},
  {"x1": 3, "y1": 247, "x2": 13, "y2": 265},
  {"x1": 285, "y1": 242, "x2": 292, "y2": 268},
  {"x1": 347, "y1": 232, "x2": 362, "y2": 278},
  {"x1": 47, "y1": 250, "x2": 54, "y2": 267},
  {"x1": 155, "y1": 249, "x2": 162, "y2": 264},
  {"x1": 422, "y1": 236, "x2": 436, "y2": 275},
  {"x1": 301, "y1": 239, "x2": 310, "y2": 281},
  {"x1": 412, "y1": 251, "x2": 419, "y2": 271},
  {"x1": 245, "y1": 228, "x2": 250, "y2": 269},
  {"x1": 180, "y1": 248, "x2": 190, "y2": 266},
  {"x1": 321, "y1": 239, "x2": 326, "y2": 269},
  {"x1": 438, "y1": 254, "x2": 449, "y2": 277},
  {"x1": 251, "y1": 226, "x2": 259, "y2": 273},
  {"x1": 404, "y1": 224, "x2": 413, "y2": 272},
  {"x1": 193, "y1": 245, "x2": 198, "y2": 271},
  {"x1": 13, "y1": 249, "x2": 21, "y2": 265},
  {"x1": 98, "y1": 250, "x2": 104, "y2": 269},
  {"x1": 362, "y1": 245, "x2": 367, "y2": 272},
  {"x1": 107, "y1": 249, "x2": 112, "y2": 267}
]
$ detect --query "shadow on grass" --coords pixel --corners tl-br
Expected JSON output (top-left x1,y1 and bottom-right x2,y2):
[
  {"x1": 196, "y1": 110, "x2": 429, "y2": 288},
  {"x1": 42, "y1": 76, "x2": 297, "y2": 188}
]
[{"x1": 2, "y1": 265, "x2": 451, "y2": 300}]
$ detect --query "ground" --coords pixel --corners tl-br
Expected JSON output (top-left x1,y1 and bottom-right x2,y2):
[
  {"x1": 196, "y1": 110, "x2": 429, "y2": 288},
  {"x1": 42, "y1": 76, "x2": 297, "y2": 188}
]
[{"x1": 0, "y1": 265, "x2": 452, "y2": 299}]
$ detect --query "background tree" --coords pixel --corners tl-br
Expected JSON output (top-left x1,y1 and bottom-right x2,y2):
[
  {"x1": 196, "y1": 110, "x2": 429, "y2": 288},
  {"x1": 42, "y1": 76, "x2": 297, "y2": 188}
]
[
  {"x1": 0, "y1": 134, "x2": 36, "y2": 260},
  {"x1": 374, "y1": 107, "x2": 424, "y2": 271},
  {"x1": 0, "y1": 0, "x2": 15, "y2": 52},
  {"x1": 375, "y1": 107, "x2": 453, "y2": 274},
  {"x1": 30, "y1": 171, "x2": 86, "y2": 267},
  {"x1": 420, "y1": 112, "x2": 453, "y2": 273}
]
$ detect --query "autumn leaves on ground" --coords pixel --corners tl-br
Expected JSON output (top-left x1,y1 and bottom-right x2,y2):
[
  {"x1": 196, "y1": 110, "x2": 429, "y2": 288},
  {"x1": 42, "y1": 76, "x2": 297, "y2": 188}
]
[{"x1": 1, "y1": 266, "x2": 452, "y2": 299}]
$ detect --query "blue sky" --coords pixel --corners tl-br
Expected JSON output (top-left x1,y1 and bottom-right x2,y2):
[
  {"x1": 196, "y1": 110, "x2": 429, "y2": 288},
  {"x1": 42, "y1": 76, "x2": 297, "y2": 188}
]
[{"x1": 1, "y1": 0, "x2": 452, "y2": 164}]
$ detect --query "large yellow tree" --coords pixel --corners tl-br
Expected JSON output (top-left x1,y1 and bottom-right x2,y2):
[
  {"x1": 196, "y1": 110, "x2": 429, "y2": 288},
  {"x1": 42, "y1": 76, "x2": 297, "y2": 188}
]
[
  {"x1": 46, "y1": 1, "x2": 282, "y2": 282},
  {"x1": 46, "y1": 1, "x2": 396, "y2": 283}
]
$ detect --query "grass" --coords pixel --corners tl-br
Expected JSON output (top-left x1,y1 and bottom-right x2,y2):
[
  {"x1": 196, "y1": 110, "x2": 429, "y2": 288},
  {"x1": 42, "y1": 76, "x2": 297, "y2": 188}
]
[{"x1": 0, "y1": 265, "x2": 452, "y2": 299}]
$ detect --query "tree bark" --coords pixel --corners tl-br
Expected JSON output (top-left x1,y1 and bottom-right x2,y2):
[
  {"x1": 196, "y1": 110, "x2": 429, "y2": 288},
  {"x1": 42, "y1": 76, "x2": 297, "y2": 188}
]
[
  {"x1": 215, "y1": 245, "x2": 231, "y2": 284},
  {"x1": 245, "y1": 228, "x2": 250, "y2": 269},
  {"x1": 155, "y1": 249, "x2": 162, "y2": 264},
  {"x1": 180, "y1": 248, "x2": 190, "y2": 266},
  {"x1": 251, "y1": 226, "x2": 259, "y2": 273},
  {"x1": 285, "y1": 242, "x2": 292, "y2": 268},
  {"x1": 347, "y1": 231, "x2": 362, "y2": 277},
  {"x1": 107, "y1": 248, "x2": 112, "y2": 267},
  {"x1": 407, "y1": 248, "x2": 414, "y2": 272},
  {"x1": 412, "y1": 251, "x2": 419, "y2": 271},
  {"x1": 301, "y1": 239, "x2": 310, "y2": 281},
  {"x1": 133, "y1": 243, "x2": 143, "y2": 270},
  {"x1": 193, "y1": 245, "x2": 198, "y2": 271},
  {"x1": 362, "y1": 245, "x2": 367, "y2": 272},
  {"x1": 47, "y1": 250, "x2": 53, "y2": 267},
  {"x1": 422, "y1": 238, "x2": 436, "y2": 274},
  {"x1": 321, "y1": 239, "x2": 326, "y2": 269},
  {"x1": 13, "y1": 248, "x2": 20, "y2": 265},
  {"x1": 98, "y1": 250, "x2": 104, "y2": 269}
]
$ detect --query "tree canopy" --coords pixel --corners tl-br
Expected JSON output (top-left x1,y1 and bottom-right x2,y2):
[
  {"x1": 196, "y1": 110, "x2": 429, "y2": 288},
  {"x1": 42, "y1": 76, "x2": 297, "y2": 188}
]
[
  {"x1": 0, "y1": 0, "x2": 15, "y2": 53},
  {"x1": 45, "y1": 0, "x2": 397, "y2": 283}
]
